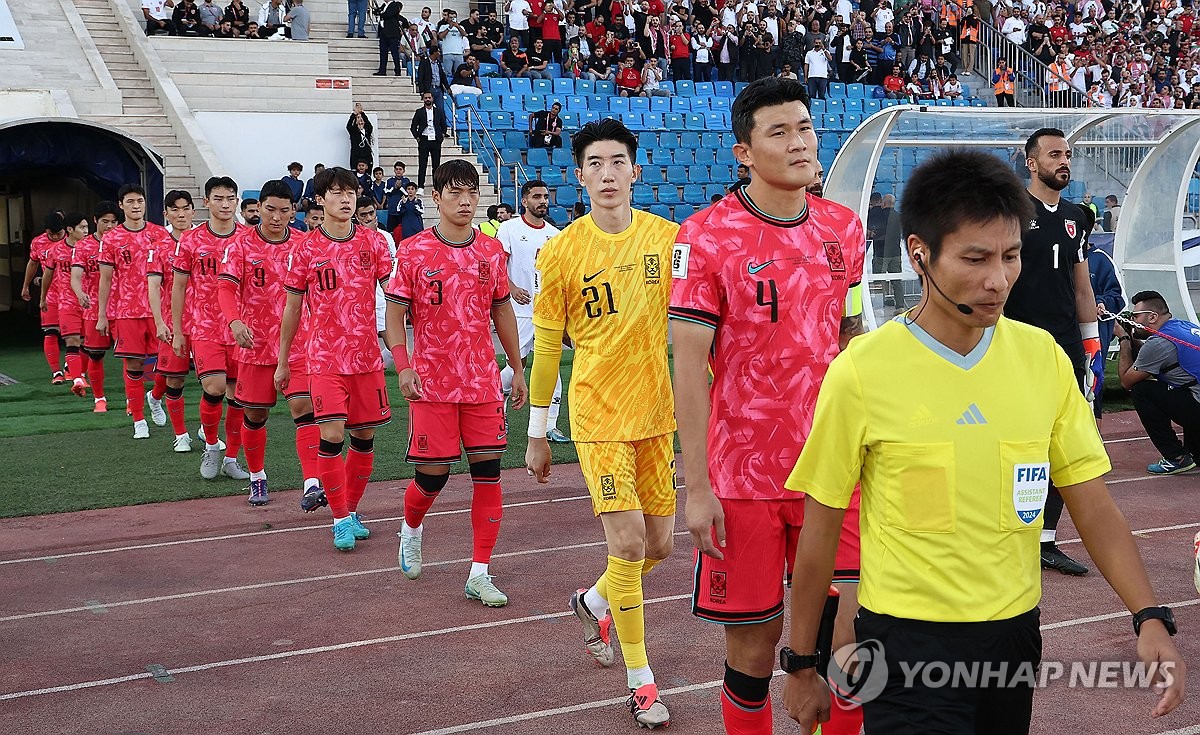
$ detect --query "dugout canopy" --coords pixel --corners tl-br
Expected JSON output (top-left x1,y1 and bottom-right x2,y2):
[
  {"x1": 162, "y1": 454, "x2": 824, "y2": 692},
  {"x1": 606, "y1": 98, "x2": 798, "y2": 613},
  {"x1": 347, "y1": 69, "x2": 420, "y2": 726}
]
[{"x1": 825, "y1": 107, "x2": 1200, "y2": 329}]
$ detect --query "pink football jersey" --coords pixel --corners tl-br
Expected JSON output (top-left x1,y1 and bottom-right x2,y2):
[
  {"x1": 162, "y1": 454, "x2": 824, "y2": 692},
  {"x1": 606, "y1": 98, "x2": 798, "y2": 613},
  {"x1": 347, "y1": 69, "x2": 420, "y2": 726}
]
[
  {"x1": 219, "y1": 226, "x2": 296, "y2": 366},
  {"x1": 173, "y1": 223, "x2": 243, "y2": 344},
  {"x1": 98, "y1": 222, "x2": 173, "y2": 320},
  {"x1": 71, "y1": 235, "x2": 105, "y2": 321}
]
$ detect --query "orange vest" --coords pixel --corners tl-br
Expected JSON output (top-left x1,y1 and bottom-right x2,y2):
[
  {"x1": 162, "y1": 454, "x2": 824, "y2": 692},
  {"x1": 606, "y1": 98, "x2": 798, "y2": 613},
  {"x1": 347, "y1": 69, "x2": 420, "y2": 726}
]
[
  {"x1": 994, "y1": 68, "x2": 1014, "y2": 95},
  {"x1": 941, "y1": 3, "x2": 961, "y2": 27},
  {"x1": 960, "y1": 22, "x2": 979, "y2": 42},
  {"x1": 1048, "y1": 62, "x2": 1070, "y2": 92}
]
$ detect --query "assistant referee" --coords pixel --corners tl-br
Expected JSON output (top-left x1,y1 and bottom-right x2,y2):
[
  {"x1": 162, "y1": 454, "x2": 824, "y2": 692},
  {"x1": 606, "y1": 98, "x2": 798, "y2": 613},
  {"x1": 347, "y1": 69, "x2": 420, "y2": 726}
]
[{"x1": 779, "y1": 151, "x2": 1185, "y2": 734}]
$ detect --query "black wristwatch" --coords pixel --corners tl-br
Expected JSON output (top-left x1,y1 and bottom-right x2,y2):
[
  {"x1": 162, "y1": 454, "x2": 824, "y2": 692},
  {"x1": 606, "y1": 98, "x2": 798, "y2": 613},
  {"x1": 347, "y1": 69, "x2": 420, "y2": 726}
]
[
  {"x1": 1132, "y1": 606, "x2": 1177, "y2": 636},
  {"x1": 779, "y1": 647, "x2": 821, "y2": 673}
]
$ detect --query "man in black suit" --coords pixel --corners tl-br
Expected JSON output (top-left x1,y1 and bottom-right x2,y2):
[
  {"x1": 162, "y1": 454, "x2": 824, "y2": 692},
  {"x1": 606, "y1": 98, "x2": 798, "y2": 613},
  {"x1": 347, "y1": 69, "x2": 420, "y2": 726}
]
[
  {"x1": 409, "y1": 91, "x2": 448, "y2": 191},
  {"x1": 417, "y1": 47, "x2": 450, "y2": 109},
  {"x1": 374, "y1": 0, "x2": 408, "y2": 76}
]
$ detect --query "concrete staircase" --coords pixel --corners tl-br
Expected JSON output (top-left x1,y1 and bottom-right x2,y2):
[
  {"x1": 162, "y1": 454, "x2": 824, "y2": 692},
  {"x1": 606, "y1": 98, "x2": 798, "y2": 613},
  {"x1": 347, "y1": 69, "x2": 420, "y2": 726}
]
[{"x1": 73, "y1": 0, "x2": 206, "y2": 202}]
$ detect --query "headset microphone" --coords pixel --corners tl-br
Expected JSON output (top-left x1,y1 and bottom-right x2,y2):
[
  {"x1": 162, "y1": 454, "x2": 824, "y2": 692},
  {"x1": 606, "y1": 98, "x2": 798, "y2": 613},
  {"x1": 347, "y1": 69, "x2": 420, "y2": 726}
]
[{"x1": 915, "y1": 254, "x2": 974, "y2": 315}]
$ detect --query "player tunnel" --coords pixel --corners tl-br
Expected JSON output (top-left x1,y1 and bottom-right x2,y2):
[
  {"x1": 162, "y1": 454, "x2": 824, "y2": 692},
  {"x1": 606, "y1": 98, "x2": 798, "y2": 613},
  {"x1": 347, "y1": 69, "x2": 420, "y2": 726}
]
[{"x1": 0, "y1": 118, "x2": 163, "y2": 324}]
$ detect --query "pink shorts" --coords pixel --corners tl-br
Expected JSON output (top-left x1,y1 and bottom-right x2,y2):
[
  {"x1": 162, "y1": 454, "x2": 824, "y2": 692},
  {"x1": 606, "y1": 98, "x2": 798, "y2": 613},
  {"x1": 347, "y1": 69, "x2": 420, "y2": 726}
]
[
  {"x1": 192, "y1": 339, "x2": 238, "y2": 382},
  {"x1": 157, "y1": 338, "x2": 191, "y2": 378},
  {"x1": 82, "y1": 319, "x2": 112, "y2": 353},
  {"x1": 112, "y1": 317, "x2": 156, "y2": 359},
  {"x1": 692, "y1": 490, "x2": 861, "y2": 625},
  {"x1": 406, "y1": 400, "x2": 507, "y2": 464},
  {"x1": 40, "y1": 299, "x2": 60, "y2": 333},
  {"x1": 58, "y1": 300, "x2": 83, "y2": 338},
  {"x1": 310, "y1": 371, "x2": 391, "y2": 430},
  {"x1": 234, "y1": 362, "x2": 281, "y2": 408}
]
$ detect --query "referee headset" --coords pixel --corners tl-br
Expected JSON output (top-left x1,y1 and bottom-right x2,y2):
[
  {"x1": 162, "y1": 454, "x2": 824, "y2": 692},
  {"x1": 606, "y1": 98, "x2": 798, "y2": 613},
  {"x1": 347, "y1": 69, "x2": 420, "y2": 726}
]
[{"x1": 909, "y1": 238, "x2": 974, "y2": 323}]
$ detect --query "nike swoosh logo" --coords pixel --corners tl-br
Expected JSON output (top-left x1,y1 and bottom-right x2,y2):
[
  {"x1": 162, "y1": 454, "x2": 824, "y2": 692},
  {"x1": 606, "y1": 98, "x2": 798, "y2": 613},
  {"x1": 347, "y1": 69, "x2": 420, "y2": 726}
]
[
  {"x1": 488, "y1": 517, "x2": 502, "y2": 523},
  {"x1": 497, "y1": 431, "x2": 508, "y2": 440},
  {"x1": 619, "y1": 604, "x2": 642, "y2": 612},
  {"x1": 250, "y1": 259, "x2": 264, "y2": 265},
  {"x1": 425, "y1": 269, "x2": 443, "y2": 277},
  {"x1": 747, "y1": 260, "x2": 773, "y2": 274},
  {"x1": 315, "y1": 259, "x2": 331, "y2": 267},
  {"x1": 583, "y1": 269, "x2": 605, "y2": 282}
]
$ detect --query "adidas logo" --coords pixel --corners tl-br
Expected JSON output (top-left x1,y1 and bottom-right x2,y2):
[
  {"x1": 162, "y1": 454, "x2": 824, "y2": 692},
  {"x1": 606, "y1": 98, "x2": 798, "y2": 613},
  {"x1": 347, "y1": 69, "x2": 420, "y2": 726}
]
[{"x1": 956, "y1": 403, "x2": 988, "y2": 425}]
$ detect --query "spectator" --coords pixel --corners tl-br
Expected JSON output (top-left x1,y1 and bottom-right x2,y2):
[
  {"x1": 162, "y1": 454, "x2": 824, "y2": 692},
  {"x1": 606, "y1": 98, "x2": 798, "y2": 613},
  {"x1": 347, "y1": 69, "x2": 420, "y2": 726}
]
[
  {"x1": 224, "y1": 0, "x2": 249, "y2": 35},
  {"x1": 848, "y1": 37, "x2": 871, "y2": 82},
  {"x1": 500, "y1": 36, "x2": 529, "y2": 77},
  {"x1": 348, "y1": 0, "x2": 368, "y2": 37},
  {"x1": 240, "y1": 198, "x2": 260, "y2": 225},
  {"x1": 1115, "y1": 291, "x2": 1200, "y2": 475},
  {"x1": 173, "y1": 0, "x2": 203, "y2": 35},
  {"x1": 692, "y1": 24, "x2": 715, "y2": 81},
  {"x1": 301, "y1": 163, "x2": 324, "y2": 208},
  {"x1": 804, "y1": 37, "x2": 832, "y2": 99},
  {"x1": 451, "y1": 63, "x2": 484, "y2": 95},
  {"x1": 563, "y1": 38, "x2": 585, "y2": 77},
  {"x1": 729, "y1": 162, "x2": 751, "y2": 192},
  {"x1": 391, "y1": 182, "x2": 426, "y2": 241},
  {"x1": 213, "y1": 18, "x2": 236, "y2": 37},
  {"x1": 993, "y1": 57, "x2": 1016, "y2": 106},
  {"x1": 882, "y1": 63, "x2": 906, "y2": 97},
  {"x1": 198, "y1": 0, "x2": 223, "y2": 34},
  {"x1": 355, "y1": 161, "x2": 372, "y2": 193},
  {"x1": 779, "y1": 20, "x2": 806, "y2": 76},
  {"x1": 256, "y1": 0, "x2": 285, "y2": 37},
  {"x1": 1001, "y1": 7, "x2": 1026, "y2": 45},
  {"x1": 615, "y1": 56, "x2": 644, "y2": 95},
  {"x1": 417, "y1": 47, "x2": 450, "y2": 109},
  {"x1": 713, "y1": 23, "x2": 738, "y2": 82},
  {"x1": 642, "y1": 57, "x2": 671, "y2": 95},
  {"x1": 640, "y1": 14, "x2": 669, "y2": 68},
  {"x1": 348, "y1": 103, "x2": 374, "y2": 168},
  {"x1": 508, "y1": 0, "x2": 533, "y2": 48},
  {"x1": 537, "y1": 0, "x2": 564, "y2": 63},
  {"x1": 480, "y1": 204, "x2": 503, "y2": 237},
  {"x1": 583, "y1": 46, "x2": 613, "y2": 80},
  {"x1": 370, "y1": 167, "x2": 388, "y2": 222},
  {"x1": 529, "y1": 102, "x2": 565, "y2": 147},
  {"x1": 599, "y1": 28, "x2": 622, "y2": 58},
  {"x1": 374, "y1": 0, "x2": 405, "y2": 76},
  {"x1": 959, "y1": 9, "x2": 979, "y2": 76},
  {"x1": 285, "y1": 0, "x2": 309, "y2": 40},
  {"x1": 438, "y1": 9, "x2": 468, "y2": 77},
  {"x1": 585, "y1": 14, "x2": 607, "y2": 47},
  {"x1": 401, "y1": 23, "x2": 427, "y2": 64},
  {"x1": 669, "y1": 19, "x2": 692, "y2": 81},
  {"x1": 384, "y1": 161, "x2": 412, "y2": 224},
  {"x1": 466, "y1": 9, "x2": 497, "y2": 64},
  {"x1": 244, "y1": 20, "x2": 264, "y2": 38},
  {"x1": 942, "y1": 72, "x2": 963, "y2": 99},
  {"x1": 143, "y1": 0, "x2": 177, "y2": 36},
  {"x1": 409, "y1": 91, "x2": 447, "y2": 191},
  {"x1": 282, "y1": 162, "x2": 304, "y2": 203},
  {"x1": 301, "y1": 201, "x2": 324, "y2": 231},
  {"x1": 526, "y1": 38, "x2": 553, "y2": 79},
  {"x1": 413, "y1": 5, "x2": 434, "y2": 41},
  {"x1": 1103, "y1": 194, "x2": 1121, "y2": 232}
]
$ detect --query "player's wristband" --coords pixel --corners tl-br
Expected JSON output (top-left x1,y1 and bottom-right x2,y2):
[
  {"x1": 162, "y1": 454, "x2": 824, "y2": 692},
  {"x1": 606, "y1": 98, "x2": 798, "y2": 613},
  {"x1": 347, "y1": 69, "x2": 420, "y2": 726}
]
[
  {"x1": 527, "y1": 406, "x2": 549, "y2": 439},
  {"x1": 390, "y1": 345, "x2": 412, "y2": 371}
]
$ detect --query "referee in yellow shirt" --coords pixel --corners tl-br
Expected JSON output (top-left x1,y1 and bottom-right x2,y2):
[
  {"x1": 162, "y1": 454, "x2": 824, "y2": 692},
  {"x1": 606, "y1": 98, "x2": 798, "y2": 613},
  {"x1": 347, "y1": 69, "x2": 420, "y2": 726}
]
[{"x1": 779, "y1": 150, "x2": 1186, "y2": 733}]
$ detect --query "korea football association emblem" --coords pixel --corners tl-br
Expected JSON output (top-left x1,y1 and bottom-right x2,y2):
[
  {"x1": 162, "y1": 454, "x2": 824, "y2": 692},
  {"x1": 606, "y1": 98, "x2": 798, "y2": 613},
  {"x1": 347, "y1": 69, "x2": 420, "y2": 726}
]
[{"x1": 1064, "y1": 220, "x2": 1076, "y2": 239}]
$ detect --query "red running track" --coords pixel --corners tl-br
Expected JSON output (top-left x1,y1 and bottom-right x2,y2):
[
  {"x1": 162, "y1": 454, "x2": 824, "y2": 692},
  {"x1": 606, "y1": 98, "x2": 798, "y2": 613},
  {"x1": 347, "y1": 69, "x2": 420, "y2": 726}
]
[{"x1": 1, "y1": 411, "x2": 1198, "y2": 734}]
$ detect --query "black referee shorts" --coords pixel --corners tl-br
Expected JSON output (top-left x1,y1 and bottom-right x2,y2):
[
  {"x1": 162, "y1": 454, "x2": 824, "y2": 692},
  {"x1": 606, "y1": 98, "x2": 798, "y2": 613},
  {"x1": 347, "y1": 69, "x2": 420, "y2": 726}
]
[{"x1": 855, "y1": 607, "x2": 1042, "y2": 735}]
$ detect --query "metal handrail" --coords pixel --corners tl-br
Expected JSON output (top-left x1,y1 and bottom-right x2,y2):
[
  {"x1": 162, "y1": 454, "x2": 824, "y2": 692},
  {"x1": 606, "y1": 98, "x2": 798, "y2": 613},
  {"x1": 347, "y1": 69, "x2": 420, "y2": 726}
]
[
  {"x1": 452, "y1": 99, "x2": 531, "y2": 201},
  {"x1": 969, "y1": 7, "x2": 1087, "y2": 108}
]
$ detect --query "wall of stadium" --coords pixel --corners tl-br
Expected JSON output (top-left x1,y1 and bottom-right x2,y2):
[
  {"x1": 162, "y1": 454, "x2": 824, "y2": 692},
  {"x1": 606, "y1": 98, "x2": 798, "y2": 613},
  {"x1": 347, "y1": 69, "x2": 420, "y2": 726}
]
[{"x1": 193, "y1": 111, "x2": 349, "y2": 193}]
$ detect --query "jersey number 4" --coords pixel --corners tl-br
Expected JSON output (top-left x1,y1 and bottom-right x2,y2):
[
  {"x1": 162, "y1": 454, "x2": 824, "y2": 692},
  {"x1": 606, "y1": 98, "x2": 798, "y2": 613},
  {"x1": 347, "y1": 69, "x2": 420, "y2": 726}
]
[
  {"x1": 582, "y1": 282, "x2": 617, "y2": 319},
  {"x1": 756, "y1": 279, "x2": 779, "y2": 323}
]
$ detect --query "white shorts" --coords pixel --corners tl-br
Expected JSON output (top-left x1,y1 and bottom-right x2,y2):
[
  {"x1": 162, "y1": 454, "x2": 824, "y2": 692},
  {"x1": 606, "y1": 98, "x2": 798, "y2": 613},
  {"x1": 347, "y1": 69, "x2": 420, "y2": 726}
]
[{"x1": 517, "y1": 315, "x2": 535, "y2": 358}]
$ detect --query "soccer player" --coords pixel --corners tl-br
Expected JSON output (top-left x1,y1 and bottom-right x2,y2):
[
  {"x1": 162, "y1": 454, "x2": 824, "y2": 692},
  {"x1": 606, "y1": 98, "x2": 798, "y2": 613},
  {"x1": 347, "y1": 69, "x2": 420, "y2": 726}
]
[
  {"x1": 1005, "y1": 128, "x2": 1101, "y2": 577},
  {"x1": 670, "y1": 78, "x2": 867, "y2": 735},
  {"x1": 172, "y1": 176, "x2": 249, "y2": 481},
  {"x1": 384, "y1": 160, "x2": 527, "y2": 607},
  {"x1": 98, "y1": 185, "x2": 175, "y2": 439},
  {"x1": 279, "y1": 166, "x2": 394, "y2": 550},
  {"x1": 525, "y1": 120, "x2": 678, "y2": 729},
  {"x1": 496, "y1": 179, "x2": 569, "y2": 442},
  {"x1": 40, "y1": 213, "x2": 91, "y2": 395},
  {"x1": 71, "y1": 202, "x2": 121, "y2": 412},
  {"x1": 21, "y1": 211, "x2": 68, "y2": 383},
  {"x1": 218, "y1": 180, "x2": 322, "y2": 506},
  {"x1": 781, "y1": 150, "x2": 1186, "y2": 733},
  {"x1": 147, "y1": 190, "x2": 197, "y2": 451}
]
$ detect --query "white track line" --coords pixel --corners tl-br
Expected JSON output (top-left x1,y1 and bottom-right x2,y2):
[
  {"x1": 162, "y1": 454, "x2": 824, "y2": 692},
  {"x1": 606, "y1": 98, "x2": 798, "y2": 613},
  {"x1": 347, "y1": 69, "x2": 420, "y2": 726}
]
[
  {"x1": 1040, "y1": 598, "x2": 1200, "y2": 630},
  {"x1": 1058, "y1": 521, "x2": 1200, "y2": 546},
  {"x1": 0, "y1": 495, "x2": 590, "y2": 567},
  {"x1": 0, "y1": 593, "x2": 693, "y2": 701},
  {"x1": 0, "y1": 531, "x2": 690, "y2": 623},
  {"x1": 1152, "y1": 726, "x2": 1200, "y2": 735}
]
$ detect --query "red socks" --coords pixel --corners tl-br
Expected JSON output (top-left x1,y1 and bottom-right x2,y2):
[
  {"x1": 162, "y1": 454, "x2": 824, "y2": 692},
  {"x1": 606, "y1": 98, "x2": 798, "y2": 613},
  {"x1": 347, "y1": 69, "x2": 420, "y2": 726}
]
[
  {"x1": 318, "y1": 440, "x2": 348, "y2": 518},
  {"x1": 224, "y1": 402, "x2": 244, "y2": 460},
  {"x1": 242, "y1": 419, "x2": 268, "y2": 474},
  {"x1": 344, "y1": 440, "x2": 374, "y2": 513},
  {"x1": 64, "y1": 346, "x2": 81, "y2": 380},
  {"x1": 469, "y1": 462, "x2": 503, "y2": 564},
  {"x1": 293, "y1": 419, "x2": 321, "y2": 481},
  {"x1": 166, "y1": 392, "x2": 186, "y2": 434},
  {"x1": 824, "y1": 695, "x2": 864, "y2": 735},
  {"x1": 124, "y1": 369, "x2": 146, "y2": 421},
  {"x1": 88, "y1": 355, "x2": 106, "y2": 399},
  {"x1": 43, "y1": 335, "x2": 61, "y2": 375},
  {"x1": 151, "y1": 373, "x2": 166, "y2": 401},
  {"x1": 199, "y1": 393, "x2": 224, "y2": 446},
  {"x1": 404, "y1": 476, "x2": 441, "y2": 528},
  {"x1": 721, "y1": 664, "x2": 772, "y2": 735}
]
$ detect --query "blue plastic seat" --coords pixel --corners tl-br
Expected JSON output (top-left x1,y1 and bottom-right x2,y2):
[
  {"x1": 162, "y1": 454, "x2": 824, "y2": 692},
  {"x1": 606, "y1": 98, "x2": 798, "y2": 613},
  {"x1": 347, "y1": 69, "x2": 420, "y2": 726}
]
[
  {"x1": 659, "y1": 132, "x2": 680, "y2": 149},
  {"x1": 620, "y1": 112, "x2": 644, "y2": 129},
  {"x1": 683, "y1": 184, "x2": 708, "y2": 204},
  {"x1": 693, "y1": 148, "x2": 715, "y2": 165},
  {"x1": 690, "y1": 95, "x2": 711, "y2": 109},
  {"x1": 542, "y1": 167, "x2": 567, "y2": 186},
  {"x1": 642, "y1": 166, "x2": 666, "y2": 185},
  {"x1": 826, "y1": 98, "x2": 844, "y2": 114},
  {"x1": 642, "y1": 112, "x2": 665, "y2": 130},
  {"x1": 686, "y1": 113, "x2": 706, "y2": 131},
  {"x1": 525, "y1": 94, "x2": 546, "y2": 111},
  {"x1": 595, "y1": 80, "x2": 616, "y2": 95},
  {"x1": 822, "y1": 113, "x2": 841, "y2": 130},
  {"x1": 576, "y1": 79, "x2": 595, "y2": 95},
  {"x1": 510, "y1": 77, "x2": 532, "y2": 94},
  {"x1": 491, "y1": 78, "x2": 512, "y2": 94},
  {"x1": 527, "y1": 147, "x2": 550, "y2": 167},
  {"x1": 545, "y1": 63, "x2": 563, "y2": 79},
  {"x1": 490, "y1": 111, "x2": 514, "y2": 128},
  {"x1": 688, "y1": 165, "x2": 710, "y2": 184},
  {"x1": 864, "y1": 99, "x2": 881, "y2": 113},
  {"x1": 701, "y1": 132, "x2": 721, "y2": 148},
  {"x1": 478, "y1": 62, "x2": 500, "y2": 77},
  {"x1": 671, "y1": 97, "x2": 692, "y2": 112},
  {"x1": 649, "y1": 204, "x2": 672, "y2": 219},
  {"x1": 585, "y1": 94, "x2": 606, "y2": 110},
  {"x1": 500, "y1": 147, "x2": 521, "y2": 164},
  {"x1": 629, "y1": 97, "x2": 651, "y2": 113},
  {"x1": 548, "y1": 206, "x2": 567, "y2": 223},
  {"x1": 720, "y1": 132, "x2": 735, "y2": 148},
  {"x1": 665, "y1": 164, "x2": 688, "y2": 183},
  {"x1": 714, "y1": 81, "x2": 734, "y2": 97},
  {"x1": 846, "y1": 83, "x2": 865, "y2": 98},
  {"x1": 843, "y1": 113, "x2": 862, "y2": 129},
  {"x1": 657, "y1": 185, "x2": 682, "y2": 205},
  {"x1": 710, "y1": 164, "x2": 732, "y2": 182},
  {"x1": 828, "y1": 82, "x2": 846, "y2": 97},
  {"x1": 672, "y1": 148, "x2": 694, "y2": 165},
  {"x1": 554, "y1": 77, "x2": 574, "y2": 94},
  {"x1": 844, "y1": 98, "x2": 863, "y2": 113},
  {"x1": 705, "y1": 183, "x2": 727, "y2": 200},
  {"x1": 579, "y1": 110, "x2": 600, "y2": 125},
  {"x1": 564, "y1": 95, "x2": 586, "y2": 110},
  {"x1": 664, "y1": 113, "x2": 685, "y2": 130},
  {"x1": 501, "y1": 93, "x2": 524, "y2": 112},
  {"x1": 638, "y1": 131, "x2": 658, "y2": 150},
  {"x1": 609, "y1": 97, "x2": 631, "y2": 113},
  {"x1": 551, "y1": 147, "x2": 573, "y2": 167},
  {"x1": 633, "y1": 186, "x2": 657, "y2": 205},
  {"x1": 694, "y1": 82, "x2": 714, "y2": 97},
  {"x1": 710, "y1": 97, "x2": 730, "y2": 110},
  {"x1": 650, "y1": 96, "x2": 671, "y2": 113},
  {"x1": 673, "y1": 205, "x2": 695, "y2": 223},
  {"x1": 680, "y1": 131, "x2": 701, "y2": 148},
  {"x1": 636, "y1": 148, "x2": 650, "y2": 165},
  {"x1": 559, "y1": 111, "x2": 578, "y2": 127},
  {"x1": 676, "y1": 80, "x2": 695, "y2": 97},
  {"x1": 479, "y1": 93, "x2": 502, "y2": 111},
  {"x1": 704, "y1": 112, "x2": 723, "y2": 129},
  {"x1": 532, "y1": 78, "x2": 553, "y2": 95},
  {"x1": 555, "y1": 187, "x2": 579, "y2": 207}
]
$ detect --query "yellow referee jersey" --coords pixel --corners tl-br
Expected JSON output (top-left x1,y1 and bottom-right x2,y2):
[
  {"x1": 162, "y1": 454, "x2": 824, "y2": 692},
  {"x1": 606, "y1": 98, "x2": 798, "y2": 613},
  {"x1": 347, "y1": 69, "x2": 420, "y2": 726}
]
[
  {"x1": 785, "y1": 316, "x2": 1111, "y2": 622},
  {"x1": 532, "y1": 209, "x2": 678, "y2": 442}
]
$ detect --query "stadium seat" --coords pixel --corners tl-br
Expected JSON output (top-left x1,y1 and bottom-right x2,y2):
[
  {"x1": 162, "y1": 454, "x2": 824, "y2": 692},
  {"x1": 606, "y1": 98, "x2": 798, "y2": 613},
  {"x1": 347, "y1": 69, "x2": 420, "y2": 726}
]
[
  {"x1": 595, "y1": 80, "x2": 616, "y2": 95},
  {"x1": 688, "y1": 166, "x2": 710, "y2": 184},
  {"x1": 553, "y1": 147, "x2": 573, "y2": 166},
  {"x1": 559, "y1": 111, "x2": 578, "y2": 127},
  {"x1": 734, "y1": 82, "x2": 749, "y2": 94},
  {"x1": 864, "y1": 99, "x2": 881, "y2": 113},
  {"x1": 714, "y1": 81, "x2": 734, "y2": 97},
  {"x1": 711, "y1": 98, "x2": 730, "y2": 110},
  {"x1": 844, "y1": 98, "x2": 863, "y2": 113},
  {"x1": 673, "y1": 148, "x2": 695, "y2": 165},
  {"x1": 686, "y1": 113, "x2": 706, "y2": 130},
  {"x1": 659, "y1": 132, "x2": 680, "y2": 148},
  {"x1": 690, "y1": 96, "x2": 711, "y2": 109},
  {"x1": 620, "y1": 112, "x2": 644, "y2": 129},
  {"x1": 609, "y1": 97, "x2": 631, "y2": 113},
  {"x1": 657, "y1": 186, "x2": 682, "y2": 205},
  {"x1": 665, "y1": 113, "x2": 685, "y2": 130},
  {"x1": 527, "y1": 148, "x2": 550, "y2": 167},
  {"x1": 710, "y1": 164, "x2": 732, "y2": 182},
  {"x1": 500, "y1": 147, "x2": 521, "y2": 164},
  {"x1": 846, "y1": 83, "x2": 865, "y2": 98},
  {"x1": 556, "y1": 187, "x2": 580, "y2": 206},
  {"x1": 636, "y1": 148, "x2": 650, "y2": 165},
  {"x1": 562, "y1": 94, "x2": 584, "y2": 110},
  {"x1": 704, "y1": 112, "x2": 724, "y2": 129},
  {"x1": 676, "y1": 80, "x2": 696, "y2": 97},
  {"x1": 546, "y1": 63, "x2": 563, "y2": 78},
  {"x1": 826, "y1": 98, "x2": 844, "y2": 114},
  {"x1": 952, "y1": 99, "x2": 970, "y2": 107},
  {"x1": 532, "y1": 79, "x2": 553, "y2": 95},
  {"x1": 671, "y1": 97, "x2": 693, "y2": 112},
  {"x1": 680, "y1": 131, "x2": 701, "y2": 148},
  {"x1": 649, "y1": 204, "x2": 672, "y2": 219},
  {"x1": 501, "y1": 94, "x2": 524, "y2": 112},
  {"x1": 525, "y1": 94, "x2": 546, "y2": 111},
  {"x1": 586, "y1": 94, "x2": 607, "y2": 110},
  {"x1": 695, "y1": 82, "x2": 714, "y2": 97},
  {"x1": 554, "y1": 77, "x2": 574, "y2": 94},
  {"x1": 491, "y1": 78, "x2": 511, "y2": 94},
  {"x1": 455, "y1": 92, "x2": 479, "y2": 108},
  {"x1": 822, "y1": 113, "x2": 841, "y2": 129},
  {"x1": 659, "y1": 81, "x2": 676, "y2": 95},
  {"x1": 706, "y1": 183, "x2": 727, "y2": 200},
  {"x1": 694, "y1": 149, "x2": 716, "y2": 166},
  {"x1": 683, "y1": 184, "x2": 708, "y2": 204},
  {"x1": 642, "y1": 166, "x2": 666, "y2": 185},
  {"x1": 633, "y1": 186, "x2": 657, "y2": 205},
  {"x1": 666, "y1": 164, "x2": 688, "y2": 183},
  {"x1": 548, "y1": 206, "x2": 567, "y2": 223},
  {"x1": 650, "y1": 96, "x2": 671, "y2": 113},
  {"x1": 506, "y1": 130, "x2": 527, "y2": 148},
  {"x1": 491, "y1": 112, "x2": 514, "y2": 128},
  {"x1": 630, "y1": 97, "x2": 651, "y2": 113},
  {"x1": 479, "y1": 93, "x2": 502, "y2": 111},
  {"x1": 720, "y1": 132, "x2": 736, "y2": 148},
  {"x1": 511, "y1": 78, "x2": 532, "y2": 94},
  {"x1": 638, "y1": 131, "x2": 658, "y2": 150},
  {"x1": 580, "y1": 110, "x2": 600, "y2": 125},
  {"x1": 642, "y1": 113, "x2": 665, "y2": 130},
  {"x1": 828, "y1": 82, "x2": 846, "y2": 97},
  {"x1": 651, "y1": 148, "x2": 673, "y2": 165},
  {"x1": 673, "y1": 205, "x2": 695, "y2": 223},
  {"x1": 576, "y1": 79, "x2": 595, "y2": 95},
  {"x1": 701, "y1": 132, "x2": 721, "y2": 148},
  {"x1": 542, "y1": 167, "x2": 567, "y2": 187}
]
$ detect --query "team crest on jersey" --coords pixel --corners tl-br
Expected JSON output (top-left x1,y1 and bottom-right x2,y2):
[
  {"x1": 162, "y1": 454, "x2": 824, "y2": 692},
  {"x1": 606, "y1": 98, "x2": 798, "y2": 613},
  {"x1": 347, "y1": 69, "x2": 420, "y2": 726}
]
[
  {"x1": 1064, "y1": 220, "x2": 1077, "y2": 239},
  {"x1": 823, "y1": 241, "x2": 846, "y2": 273},
  {"x1": 359, "y1": 251, "x2": 372, "y2": 270},
  {"x1": 644, "y1": 254, "x2": 661, "y2": 284},
  {"x1": 418, "y1": 434, "x2": 429, "y2": 452},
  {"x1": 710, "y1": 571, "x2": 727, "y2": 601},
  {"x1": 478, "y1": 259, "x2": 491, "y2": 284},
  {"x1": 600, "y1": 474, "x2": 617, "y2": 500}
]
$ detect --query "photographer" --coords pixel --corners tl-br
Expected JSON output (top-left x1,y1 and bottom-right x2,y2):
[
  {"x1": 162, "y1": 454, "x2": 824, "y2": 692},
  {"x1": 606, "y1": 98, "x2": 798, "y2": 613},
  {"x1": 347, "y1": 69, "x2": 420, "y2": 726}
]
[{"x1": 1114, "y1": 291, "x2": 1200, "y2": 475}]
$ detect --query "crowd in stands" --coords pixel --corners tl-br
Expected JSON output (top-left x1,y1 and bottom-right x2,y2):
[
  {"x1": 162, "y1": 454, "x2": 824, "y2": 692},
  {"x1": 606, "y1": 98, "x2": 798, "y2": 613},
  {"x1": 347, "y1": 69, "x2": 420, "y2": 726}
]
[{"x1": 140, "y1": 0, "x2": 310, "y2": 40}]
